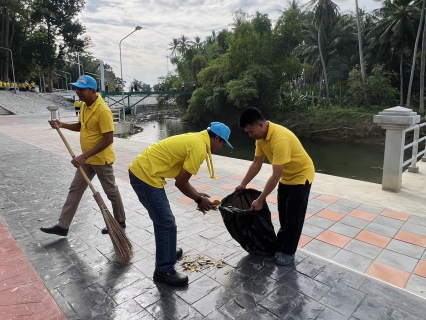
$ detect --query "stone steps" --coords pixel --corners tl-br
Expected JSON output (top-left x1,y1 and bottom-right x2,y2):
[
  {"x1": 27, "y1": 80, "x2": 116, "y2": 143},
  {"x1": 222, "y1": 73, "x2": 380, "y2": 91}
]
[{"x1": 0, "y1": 105, "x2": 14, "y2": 115}]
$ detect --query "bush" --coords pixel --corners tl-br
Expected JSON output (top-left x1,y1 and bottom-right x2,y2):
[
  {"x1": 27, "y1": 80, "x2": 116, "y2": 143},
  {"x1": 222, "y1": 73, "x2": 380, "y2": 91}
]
[{"x1": 346, "y1": 64, "x2": 398, "y2": 108}]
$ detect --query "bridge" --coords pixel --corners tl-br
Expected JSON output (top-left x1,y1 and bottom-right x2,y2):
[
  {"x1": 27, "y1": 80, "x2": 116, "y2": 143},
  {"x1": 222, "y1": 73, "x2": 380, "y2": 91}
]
[{"x1": 105, "y1": 91, "x2": 193, "y2": 114}]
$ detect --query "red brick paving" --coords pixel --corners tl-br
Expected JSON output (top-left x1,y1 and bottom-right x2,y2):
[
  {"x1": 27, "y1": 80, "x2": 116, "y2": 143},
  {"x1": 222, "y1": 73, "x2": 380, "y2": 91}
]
[{"x1": 0, "y1": 219, "x2": 66, "y2": 320}]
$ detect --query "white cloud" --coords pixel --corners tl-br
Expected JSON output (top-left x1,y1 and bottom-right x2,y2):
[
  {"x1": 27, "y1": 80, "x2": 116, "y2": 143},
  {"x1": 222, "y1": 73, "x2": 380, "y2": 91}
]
[{"x1": 80, "y1": 0, "x2": 380, "y2": 88}]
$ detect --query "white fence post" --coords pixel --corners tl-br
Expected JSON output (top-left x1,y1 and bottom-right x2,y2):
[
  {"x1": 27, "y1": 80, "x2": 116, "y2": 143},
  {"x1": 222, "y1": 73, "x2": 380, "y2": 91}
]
[
  {"x1": 373, "y1": 106, "x2": 420, "y2": 192},
  {"x1": 408, "y1": 126, "x2": 420, "y2": 173}
]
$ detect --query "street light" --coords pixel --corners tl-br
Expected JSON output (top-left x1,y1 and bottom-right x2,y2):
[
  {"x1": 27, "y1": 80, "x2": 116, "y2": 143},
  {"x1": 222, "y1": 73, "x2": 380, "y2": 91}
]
[
  {"x1": 119, "y1": 26, "x2": 142, "y2": 121},
  {"x1": 56, "y1": 70, "x2": 71, "y2": 90},
  {"x1": 0, "y1": 47, "x2": 17, "y2": 94}
]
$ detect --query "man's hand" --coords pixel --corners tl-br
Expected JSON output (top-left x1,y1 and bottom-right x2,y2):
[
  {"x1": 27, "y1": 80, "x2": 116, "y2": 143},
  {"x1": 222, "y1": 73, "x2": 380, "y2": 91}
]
[
  {"x1": 71, "y1": 154, "x2": 88, "y2": 168},
  {"x1": 48, "y1": 119, "x2": 62, "y2": 129},
  {"x1": 198, "y1": 196, "x2": 214, "y2": 212},
  {"x1": 235, "y1": 184, "x2": 246, "y2": 192},
  {"x1": 198, "y1": 193, "x2": 210, "y2": 198},
  {"x1": 251, "y1": 198, "x2": 263, "y2": 211}
]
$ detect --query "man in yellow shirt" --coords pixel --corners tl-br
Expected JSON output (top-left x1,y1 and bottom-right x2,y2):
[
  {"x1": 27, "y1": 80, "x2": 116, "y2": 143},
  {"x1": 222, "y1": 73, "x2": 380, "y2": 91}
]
[
  {"x1": 129, "y1": 122, "x2": 232, "y2": 287},
  {"x1": 74, "y1": 99, "x2": 81, "y2": 116},
  {"x1": 40, "y1": 75, "x2": 126, "y2": 237},
  {"x1": 236, "y1": 107, "x2": 314, "y2": 266}
]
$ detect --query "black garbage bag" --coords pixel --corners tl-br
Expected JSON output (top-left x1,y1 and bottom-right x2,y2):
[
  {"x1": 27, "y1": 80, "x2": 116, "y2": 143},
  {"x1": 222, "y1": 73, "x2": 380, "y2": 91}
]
[{"x1": 219, "y1": 189, "x2": 277, "y2": 256}]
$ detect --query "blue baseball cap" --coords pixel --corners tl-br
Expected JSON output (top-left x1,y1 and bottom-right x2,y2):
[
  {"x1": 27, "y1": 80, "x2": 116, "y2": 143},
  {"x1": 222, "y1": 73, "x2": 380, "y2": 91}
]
[
  {"x1": 70, "y1": 75, "x2": 97, "y2": 90},
  {"x1": 208, "y1": 122, "x2": 233, "y2": 148}
]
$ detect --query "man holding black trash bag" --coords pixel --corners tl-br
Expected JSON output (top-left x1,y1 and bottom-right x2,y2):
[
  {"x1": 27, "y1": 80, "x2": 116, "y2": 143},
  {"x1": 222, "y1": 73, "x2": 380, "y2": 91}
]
[{"x1": 235, "y1": 107, "x2": 315, "y2": 266}]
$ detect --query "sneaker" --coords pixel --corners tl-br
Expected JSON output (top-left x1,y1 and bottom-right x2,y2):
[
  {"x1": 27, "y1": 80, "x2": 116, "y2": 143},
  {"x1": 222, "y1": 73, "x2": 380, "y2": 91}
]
[
  {"x1": 101, "y1": 221, "x2": 126, "y2": 234},
  {"x1": 275, "y1": 252, "x2": 295, "y2": 266},
  {"x1": 40, "y1": 225, "x2": 68, "y2": 236},
  {"x1": 153, "y1": 268, "x2": 188, "y2": 287}
]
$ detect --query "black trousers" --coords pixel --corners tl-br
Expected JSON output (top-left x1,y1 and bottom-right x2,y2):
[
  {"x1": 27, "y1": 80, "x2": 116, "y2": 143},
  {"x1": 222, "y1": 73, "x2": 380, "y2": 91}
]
[{"x1": 276, "y1": 180, "x2": 312, "y2": 255}]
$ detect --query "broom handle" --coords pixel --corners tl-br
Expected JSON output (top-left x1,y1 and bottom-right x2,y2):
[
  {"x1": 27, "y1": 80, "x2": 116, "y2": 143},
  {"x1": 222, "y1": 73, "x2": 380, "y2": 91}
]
[{"x1": 55, "y1": 127, "x2": 97, "y2": 195}]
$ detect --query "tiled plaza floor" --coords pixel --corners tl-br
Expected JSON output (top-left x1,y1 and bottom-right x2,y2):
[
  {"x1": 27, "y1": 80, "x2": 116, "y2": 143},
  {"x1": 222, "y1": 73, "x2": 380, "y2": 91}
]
[{"x1": 1, "y1": 113, "x2": 426, "y2": 319}]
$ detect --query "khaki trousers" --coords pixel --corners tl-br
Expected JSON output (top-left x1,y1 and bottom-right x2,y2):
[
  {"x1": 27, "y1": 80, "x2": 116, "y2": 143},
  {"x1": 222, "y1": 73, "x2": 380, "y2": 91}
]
[{"x1": 58, "y1": 163, "x2": 126, "y2": 229}]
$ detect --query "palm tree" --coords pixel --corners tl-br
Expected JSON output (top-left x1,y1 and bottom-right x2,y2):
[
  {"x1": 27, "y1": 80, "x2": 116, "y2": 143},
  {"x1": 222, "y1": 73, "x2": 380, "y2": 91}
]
[
  {"x1": 420, "y1": 12, "x2": 426, "y2": 114},
  {"x1": 367, "y1": 0, "x2": 419, "y2": 106},
  {"x1": 306, "y1": 0, "x2": 340, "y2": 106},
  {"x1": 178, "y1": 34, "x2": 190, "y2": 55},
  {"x1": 191, "y1": 36, "x2": 204, "y2": 52},
  {"x1": 167, "y1": 38, "x2": 179, "y2": 57},
  {"x1": 355, "y1": 0, "x2": 369, "y2": 107},
  {"x1": 406, "y1": 0, "x2": 425, "y2": 107}
]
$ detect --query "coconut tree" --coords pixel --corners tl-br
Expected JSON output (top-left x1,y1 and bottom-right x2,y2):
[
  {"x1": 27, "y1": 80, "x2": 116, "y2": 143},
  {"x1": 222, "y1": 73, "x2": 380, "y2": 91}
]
[
  {"x1": 178, "y1": 35, "x2": 190, "y2": 55},
  {"x1": 420, "y1": 11, "x2": 426, "y2": 114},
  {"x1": 191, "y1": 36, "x2": 204, "y2": 52},
  {"x1": 355, "y1": 0, "x2": 370, "y2": 107},
  {"x1": 167, "y1": 38, "x2": 179, "y2": 57},
  {"x1": 406, "y1": 0, "x2": 425, "y2": 107},
  {"x1": 306, "y1": 0, "x2": 340, "y2": 106},
  {"x1": 367, "y1": 0, "x2": 419, "y2": 106}
]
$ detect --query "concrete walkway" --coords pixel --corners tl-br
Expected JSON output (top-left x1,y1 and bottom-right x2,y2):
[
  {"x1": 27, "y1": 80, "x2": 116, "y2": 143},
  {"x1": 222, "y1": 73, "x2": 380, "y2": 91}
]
[{"x1": 0, "y1": 112, "x2": 426, "y2": 319}]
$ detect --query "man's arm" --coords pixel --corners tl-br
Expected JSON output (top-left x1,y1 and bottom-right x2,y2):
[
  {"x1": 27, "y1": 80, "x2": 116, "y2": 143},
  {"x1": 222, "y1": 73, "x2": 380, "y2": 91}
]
[
  {"x1": 49, "y1": 119, "x2": 81, "y2": 132},
  {"x1": 71, "y1": 131, "x2": 113, "y2": 167},
  {"x1": 175, "y1": 168, "x2": 213, "y2": 212},
  {"x1": 236, "y1": 155, "x2": 264, "y2": 190},
  {"x1": 251, "y1": 164, "x2": 284, "y2": 210}
]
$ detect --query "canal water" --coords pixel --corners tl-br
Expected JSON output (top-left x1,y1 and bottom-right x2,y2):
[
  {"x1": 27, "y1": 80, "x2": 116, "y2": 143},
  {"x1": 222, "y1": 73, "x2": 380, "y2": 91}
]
[{"x1": 129, "y1": 117, "x2": 385, "y2": 184}]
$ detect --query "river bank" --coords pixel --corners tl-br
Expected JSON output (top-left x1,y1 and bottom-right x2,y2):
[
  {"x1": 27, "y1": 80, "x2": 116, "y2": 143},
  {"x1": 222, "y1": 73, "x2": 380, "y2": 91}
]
[{"x1": 274, "y1": 107, "x2": 387, "y2": 144}]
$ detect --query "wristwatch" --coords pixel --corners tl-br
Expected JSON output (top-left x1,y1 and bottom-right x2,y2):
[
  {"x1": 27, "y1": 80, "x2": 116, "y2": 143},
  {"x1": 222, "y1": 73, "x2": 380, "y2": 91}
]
[{"x1": 195, "y1": 196, "x2": 202, "y2": 204}]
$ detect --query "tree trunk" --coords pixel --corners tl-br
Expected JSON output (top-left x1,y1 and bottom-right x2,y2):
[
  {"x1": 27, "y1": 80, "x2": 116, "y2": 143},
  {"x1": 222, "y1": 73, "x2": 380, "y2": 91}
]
[
  {"x1": 1, "y1": 9, "x2": 4, "y2": 77},
  {"x1": 400, "y1": 49, "x2": 404, "y2": 106},
  {"x1": 420, "y1": 12, "x2": 426, "y2": 115},
  {"x1": 3, "y1": 7, "x2": 9, "y2": 82},
  {"x1": 406, "y1": 0, "x2": 426, "y2": 108},
  {"x1": 47, "y1": 20, "x2": 54, "y2": 92},
  {"x1": 318, "y1": 27, "x2": 330, "y2": 106},
  {"x1": 355, "y1": 0, "x2": 369, "y2": 107},
  {"x1": 340, "y1": 80, "x2": 342, "y2": 107}
]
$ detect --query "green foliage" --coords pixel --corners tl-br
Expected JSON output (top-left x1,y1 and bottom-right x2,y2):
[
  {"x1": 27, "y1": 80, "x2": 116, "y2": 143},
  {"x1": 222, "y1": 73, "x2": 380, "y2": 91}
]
[{"x1": 347, "y1": 64, "x2": 398, "y2": 107}]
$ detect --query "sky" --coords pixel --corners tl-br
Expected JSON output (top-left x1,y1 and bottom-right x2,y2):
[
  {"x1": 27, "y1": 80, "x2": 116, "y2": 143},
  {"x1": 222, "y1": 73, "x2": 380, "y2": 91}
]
[{"x1": 79, "y1": 0, "x2": 381, "y2": 88}]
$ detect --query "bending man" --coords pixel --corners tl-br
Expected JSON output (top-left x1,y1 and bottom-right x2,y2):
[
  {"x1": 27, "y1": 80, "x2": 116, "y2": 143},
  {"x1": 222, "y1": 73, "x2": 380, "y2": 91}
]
[{"x1": 129, "y1": 122, "x2": 232, "y2": 287}]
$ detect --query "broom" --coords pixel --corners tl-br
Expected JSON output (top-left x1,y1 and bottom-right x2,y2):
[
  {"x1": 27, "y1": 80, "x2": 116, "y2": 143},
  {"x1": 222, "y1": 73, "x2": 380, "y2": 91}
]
[{"x1": 55, "y1": 127, "x2": 133, "y2": 265}]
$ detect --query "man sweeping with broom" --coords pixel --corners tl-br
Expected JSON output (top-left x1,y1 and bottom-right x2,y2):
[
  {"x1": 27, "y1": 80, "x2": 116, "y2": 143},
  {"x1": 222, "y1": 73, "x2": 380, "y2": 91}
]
[
  {"x1": 40, "y1": 75, "x2": 126, "y2": 237},
  {"x1": 129, "y1": 122, "x2": 232, "y2": 287}
]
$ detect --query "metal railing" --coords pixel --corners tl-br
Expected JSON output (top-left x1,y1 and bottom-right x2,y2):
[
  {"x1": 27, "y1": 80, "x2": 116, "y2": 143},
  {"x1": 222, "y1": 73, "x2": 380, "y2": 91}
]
[{"x1": 403, "y1": 122, "x2": 426, "y2": 172}]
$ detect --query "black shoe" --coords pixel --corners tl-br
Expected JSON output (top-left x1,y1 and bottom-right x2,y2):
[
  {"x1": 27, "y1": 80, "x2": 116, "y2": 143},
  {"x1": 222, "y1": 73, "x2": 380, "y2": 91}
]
[
  {"x1": 177, "y1": 247, "x2": 183, "y2": 260},
  {"x1": 153, "y1": 268, "x2": 188, "y2": 287},
  {"x1": 40, "y1": 225, "x2": 68, "y2": 236},
  {"x1": 101, "y1": 221, "x2": 126, "y2": 234}
]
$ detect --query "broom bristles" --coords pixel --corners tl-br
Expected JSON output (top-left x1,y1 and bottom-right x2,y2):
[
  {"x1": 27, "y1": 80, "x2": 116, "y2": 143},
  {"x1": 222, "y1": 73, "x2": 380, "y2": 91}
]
[{"x1": 93, "y1": 192, "x2": 133, "y2": 265}]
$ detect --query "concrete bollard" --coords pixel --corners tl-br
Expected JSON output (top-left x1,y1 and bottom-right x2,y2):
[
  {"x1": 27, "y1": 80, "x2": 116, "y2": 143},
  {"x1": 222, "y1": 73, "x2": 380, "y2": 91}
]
[
  {"x1": 47, "y1": 105, "x2": 60, "y2": 120},
  {"x1": 373, "y1": 106, "x2": 420, "y2": 192}
]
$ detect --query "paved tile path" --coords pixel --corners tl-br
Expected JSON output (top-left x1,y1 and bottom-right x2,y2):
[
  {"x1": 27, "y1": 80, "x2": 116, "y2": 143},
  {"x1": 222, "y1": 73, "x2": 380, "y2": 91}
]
[{"x1": 1, "y1": 113, "x2": 426, "y2": 319}]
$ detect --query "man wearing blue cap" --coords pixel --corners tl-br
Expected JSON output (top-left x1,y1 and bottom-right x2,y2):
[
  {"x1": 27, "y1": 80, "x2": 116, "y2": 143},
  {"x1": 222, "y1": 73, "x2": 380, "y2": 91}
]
[
  {"x1": 40, "y1": 75, "x2": 126, "y2": 237},
  {"x1": 129, "y1": 122, "x2": 232, "y2": 287}
]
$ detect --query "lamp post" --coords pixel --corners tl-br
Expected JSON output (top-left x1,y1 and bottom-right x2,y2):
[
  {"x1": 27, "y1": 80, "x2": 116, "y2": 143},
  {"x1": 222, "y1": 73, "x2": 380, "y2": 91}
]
[
  {"x1": 0, "y1": 47, "x2": 17, "y2": 94},
  {"x1": 119, "y1": 26, "x2": 142, "y2": 121},
  {"x1": 56, "y1": 70, "x2": 71, "y2": 90}
]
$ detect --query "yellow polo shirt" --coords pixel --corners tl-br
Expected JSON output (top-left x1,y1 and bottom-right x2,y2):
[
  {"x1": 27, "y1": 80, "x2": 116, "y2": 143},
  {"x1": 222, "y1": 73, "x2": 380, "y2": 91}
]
[
  {"x1": 255, "y1": 121, "x2": 315, "y2": 185},
  {"x1": 74, "y1": 101, "x2": 81, "y2": 110},
  {"x1": 79, "y1": 94, "x2": 115, "y2": 165},
  {"x1": 130, "y1": 130, "x2": 211, "y2": 188}
]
